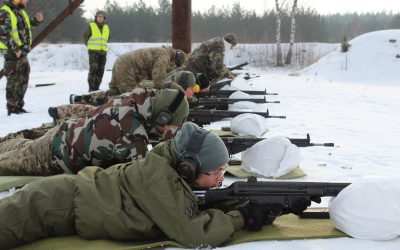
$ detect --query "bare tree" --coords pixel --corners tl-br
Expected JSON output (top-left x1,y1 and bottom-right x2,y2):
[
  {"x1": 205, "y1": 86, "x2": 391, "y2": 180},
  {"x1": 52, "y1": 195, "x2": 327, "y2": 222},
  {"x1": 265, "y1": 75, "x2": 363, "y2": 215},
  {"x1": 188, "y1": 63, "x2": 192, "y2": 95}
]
[
  {"x1": 285, "y1": 0, "x2": 298, "y2": 65},
  {"x1": 275, "y1": 0, "x2": 284, "y2": 66}
]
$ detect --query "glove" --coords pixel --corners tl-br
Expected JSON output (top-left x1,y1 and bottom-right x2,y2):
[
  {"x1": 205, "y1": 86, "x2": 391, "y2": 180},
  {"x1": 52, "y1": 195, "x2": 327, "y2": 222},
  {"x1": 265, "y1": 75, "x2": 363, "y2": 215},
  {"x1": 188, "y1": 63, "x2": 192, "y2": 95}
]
[
  {"x1": 290, "y1": 196, "x2": 321, "y2": 215},
  {"x1": 238, "y1": 204, "x2": 267, "y2": 231}
]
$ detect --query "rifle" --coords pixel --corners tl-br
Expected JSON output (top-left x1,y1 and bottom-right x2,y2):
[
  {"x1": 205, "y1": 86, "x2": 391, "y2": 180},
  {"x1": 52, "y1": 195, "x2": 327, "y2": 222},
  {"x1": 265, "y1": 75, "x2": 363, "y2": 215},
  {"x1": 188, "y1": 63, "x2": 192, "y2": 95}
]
[
  {"x1": 191, "y1": 97, "x2": 280, "y2": 110},
  {"x1": 188, "y1": 109, "x2": 286, "y2": 126},
  {"x1": 221, "y1": 134, "x2": 335, "y2": 155},
  {"x1": 194, "y1": 177, "x2": 350, "y2": 222},
  {"x1": 228, "y1": 61, "x2": 249, "y2": 71},
  {"x1": 196, "y1": 89, "x2": 278, "y2": 98},
  {"x1": 209, "y1": 79, "x2": 233, "y2": 90}
]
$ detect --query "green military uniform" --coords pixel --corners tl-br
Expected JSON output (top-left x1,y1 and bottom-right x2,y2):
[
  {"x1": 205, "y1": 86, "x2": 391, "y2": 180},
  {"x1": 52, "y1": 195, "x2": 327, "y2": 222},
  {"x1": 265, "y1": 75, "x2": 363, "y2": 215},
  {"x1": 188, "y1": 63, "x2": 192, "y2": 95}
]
[
  {"x1": 84, "y1": 19, "x2": 109, "y2": 92},
  {"x1": 0, "y1": 88, "x2": 189, "y2": 175},
  {"x1": 0, "y1": 1, "x2": 42, "y2": 114},
  {"x1": 108, "y1": 47, "x2": 180, "y2": 95},
  {"x1": 184, "y1": 34, "x2": 237, "y2": 84},
  {"x1": 0, "y1": 139, "x2": 244, "y2": 249}
]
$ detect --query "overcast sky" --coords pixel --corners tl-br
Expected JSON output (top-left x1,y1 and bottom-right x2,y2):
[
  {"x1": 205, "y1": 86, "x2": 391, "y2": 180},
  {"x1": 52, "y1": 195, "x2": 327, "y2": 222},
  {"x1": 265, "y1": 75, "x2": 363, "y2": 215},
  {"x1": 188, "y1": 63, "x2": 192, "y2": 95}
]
[{"x1": 82, "y1": 0, "x2": 400, "y2": 17}]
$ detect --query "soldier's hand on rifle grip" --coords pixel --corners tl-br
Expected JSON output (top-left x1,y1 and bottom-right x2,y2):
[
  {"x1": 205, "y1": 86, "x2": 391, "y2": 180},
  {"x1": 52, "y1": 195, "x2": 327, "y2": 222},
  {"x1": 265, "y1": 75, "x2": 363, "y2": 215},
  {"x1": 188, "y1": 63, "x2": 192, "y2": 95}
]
[
  {"x1": 290, "y1": 197, "x2": 312, "y2": 215},
  {"x1": 239, "y1": 204, "x2": 266, "y2": 231}
]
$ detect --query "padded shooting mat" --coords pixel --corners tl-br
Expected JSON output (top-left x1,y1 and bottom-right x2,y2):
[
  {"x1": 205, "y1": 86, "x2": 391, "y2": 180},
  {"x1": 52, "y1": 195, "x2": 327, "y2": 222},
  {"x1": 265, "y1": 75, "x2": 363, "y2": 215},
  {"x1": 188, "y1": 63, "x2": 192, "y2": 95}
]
[
  {"x1": 14, "y1": 214, "x2": 347, "y2": 249},
  {"x1": 0, "y1": 176, "x2": 44, "y2": 192},
  {"x1": 227, "y1": 164, "x2": 306, "y2": 179}
]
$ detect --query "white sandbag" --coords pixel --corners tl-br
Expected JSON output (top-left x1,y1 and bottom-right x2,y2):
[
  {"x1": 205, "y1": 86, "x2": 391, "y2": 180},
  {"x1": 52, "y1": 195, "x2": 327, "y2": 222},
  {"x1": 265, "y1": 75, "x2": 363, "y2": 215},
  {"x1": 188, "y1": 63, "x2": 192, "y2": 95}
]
[
  {"x1": 329, "y1": 177, "x2": 400, "y2": 240},
  {"x1": 229, "y1": 91, "x2": 251, "y2": 99},
  {"x1": 228, "y1": 101, "x2": 259, "y2": 112},
  {"x1": 230, "y1": 114, "x2": 268, "y2": 137},
  {"x1": 220, "y1": 85, "x2": 239, "y2": 91},
  {"x1": 241, "y1": 136, "x2": 301, "y2": 178}
]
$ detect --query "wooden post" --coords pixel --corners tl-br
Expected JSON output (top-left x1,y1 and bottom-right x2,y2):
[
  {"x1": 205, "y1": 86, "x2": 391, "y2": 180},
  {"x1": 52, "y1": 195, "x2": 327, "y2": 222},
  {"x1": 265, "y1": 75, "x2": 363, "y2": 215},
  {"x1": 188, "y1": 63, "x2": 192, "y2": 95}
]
[{"x1": 172, "y1": 0, "x2": 192, "y2": 53}]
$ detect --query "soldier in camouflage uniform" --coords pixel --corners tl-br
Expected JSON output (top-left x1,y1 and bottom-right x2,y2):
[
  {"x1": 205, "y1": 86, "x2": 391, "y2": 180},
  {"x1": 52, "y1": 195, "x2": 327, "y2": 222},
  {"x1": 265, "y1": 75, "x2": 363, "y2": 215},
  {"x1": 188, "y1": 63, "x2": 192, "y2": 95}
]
[
  {"x1": 68, "y1": 46, "x2": 186, "y2": 104},
  {"x1": 84, "y1": 10, "x2": 109, "y2": 92},
  {"x1": 0, "y1": 87, "x2": 189, "y2": 176},
  {"x1": 0, "y1": 0, "x2": 43, "y2": 115},
  {"x1": 183, "y1": 33, "x2": 238, "y2": 84}
]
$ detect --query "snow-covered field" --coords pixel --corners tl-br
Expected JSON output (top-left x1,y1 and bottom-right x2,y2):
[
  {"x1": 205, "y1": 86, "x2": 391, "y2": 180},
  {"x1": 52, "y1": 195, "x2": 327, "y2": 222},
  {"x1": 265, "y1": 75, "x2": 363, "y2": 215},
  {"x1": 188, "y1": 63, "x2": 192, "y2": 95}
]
[{"x1": 1, "y1": 30, "x2": 400, "y2": 249}]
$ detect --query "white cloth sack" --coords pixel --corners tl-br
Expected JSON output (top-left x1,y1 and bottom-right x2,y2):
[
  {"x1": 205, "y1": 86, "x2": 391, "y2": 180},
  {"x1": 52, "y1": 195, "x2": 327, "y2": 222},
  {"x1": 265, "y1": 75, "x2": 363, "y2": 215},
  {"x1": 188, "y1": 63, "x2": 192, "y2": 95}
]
[
  {"x1": 228, "y1": 101, "x2": 260, "y2": 112},
  {"x1": 230, "y1": 114, "x2": 268, "y2": 137},
  {"x1": 241, "y1": 136, "x2": 301, "y2": 178},
  {"x1": 329, "y1": 177, "x2": 400, "y2": 240}
]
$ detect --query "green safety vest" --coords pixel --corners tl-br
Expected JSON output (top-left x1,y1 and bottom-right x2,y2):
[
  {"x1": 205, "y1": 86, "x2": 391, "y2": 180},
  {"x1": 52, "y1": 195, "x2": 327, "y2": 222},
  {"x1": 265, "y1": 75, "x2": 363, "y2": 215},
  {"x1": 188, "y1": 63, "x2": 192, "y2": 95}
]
[
  {"x1": 0, "y1": 5, "x2": 32, "y2": 50},
  {"x1": 87, "y1": 22, "x2": 109, "y2": 52}
]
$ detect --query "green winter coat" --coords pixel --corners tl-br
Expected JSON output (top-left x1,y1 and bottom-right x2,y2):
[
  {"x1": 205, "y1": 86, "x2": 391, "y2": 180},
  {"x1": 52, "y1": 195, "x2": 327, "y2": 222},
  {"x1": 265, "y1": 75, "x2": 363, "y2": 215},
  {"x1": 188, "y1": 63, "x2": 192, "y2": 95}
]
[{"x1": 74, "y1": 140, "x2": 244, "y2": 247}]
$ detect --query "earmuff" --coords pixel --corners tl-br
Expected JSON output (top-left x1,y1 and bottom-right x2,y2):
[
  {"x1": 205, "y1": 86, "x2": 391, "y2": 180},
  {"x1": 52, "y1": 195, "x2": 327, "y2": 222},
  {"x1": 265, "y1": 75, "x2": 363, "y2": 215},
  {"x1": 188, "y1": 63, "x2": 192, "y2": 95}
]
[
  {"x1": 154, "y1": 91, "x2": 185, "y2": 126},
  {"x1": 178, "y1": 128, "x2": 210, "y2": 184}
]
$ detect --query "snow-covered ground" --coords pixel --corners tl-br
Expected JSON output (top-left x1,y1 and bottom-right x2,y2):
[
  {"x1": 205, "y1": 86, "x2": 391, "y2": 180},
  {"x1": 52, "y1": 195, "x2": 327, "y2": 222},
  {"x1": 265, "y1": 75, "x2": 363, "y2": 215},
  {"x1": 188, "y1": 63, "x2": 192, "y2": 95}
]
[{"x1": 1, "y1": 30, "x2": 400, "y2": 249}]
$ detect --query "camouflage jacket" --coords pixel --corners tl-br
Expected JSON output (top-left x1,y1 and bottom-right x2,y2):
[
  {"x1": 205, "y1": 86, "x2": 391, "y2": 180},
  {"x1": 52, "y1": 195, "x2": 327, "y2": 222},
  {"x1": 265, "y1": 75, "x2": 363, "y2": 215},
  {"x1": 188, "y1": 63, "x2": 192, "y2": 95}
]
[
  {"x1": 0, "y1": 2, "x2": 41, "y2": 55},
  {"x1": 116, "y1": 47, "x2": 176, "y2": 89},
  {"x1": 52, "y1": 88, "x2": 156, "y2": 174},
  {"x1": 184, "y1": 37, "x2": 234, "y2": 83}
]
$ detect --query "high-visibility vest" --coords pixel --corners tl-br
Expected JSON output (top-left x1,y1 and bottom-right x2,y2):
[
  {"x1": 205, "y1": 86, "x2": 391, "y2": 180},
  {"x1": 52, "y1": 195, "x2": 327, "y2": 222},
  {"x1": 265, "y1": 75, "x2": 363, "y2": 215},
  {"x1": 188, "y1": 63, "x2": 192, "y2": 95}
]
[
  {"x1": 87, "y1": 22, "x2": 109, "y2": 52},
  {"x1": 0, "y1": 5, "x2": 32, "y2": 50}
]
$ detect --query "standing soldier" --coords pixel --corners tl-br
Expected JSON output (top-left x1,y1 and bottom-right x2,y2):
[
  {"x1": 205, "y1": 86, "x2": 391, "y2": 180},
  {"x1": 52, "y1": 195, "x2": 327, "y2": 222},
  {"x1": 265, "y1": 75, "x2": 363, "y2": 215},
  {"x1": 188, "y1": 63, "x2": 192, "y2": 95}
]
[
  {"x1": 0, "y1": 0, "x2": 43, "y2": 115},
  {"x1": 84, "y1": 10, "x2": 109, "y2": 92},
  {"x1": 184, "y1": 33, "x2": 237, "y2": 84}
]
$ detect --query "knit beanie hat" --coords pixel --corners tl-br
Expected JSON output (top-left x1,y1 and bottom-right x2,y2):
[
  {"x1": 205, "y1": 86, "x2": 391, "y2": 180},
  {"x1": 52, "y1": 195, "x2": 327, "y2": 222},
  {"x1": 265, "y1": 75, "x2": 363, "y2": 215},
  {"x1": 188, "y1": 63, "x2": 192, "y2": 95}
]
[
  {"x1": 196, "y1": 73, "x2": 211, "y2": 90},
  {"x1": 173, "y1": 71, "x2": 196, "y2": 89},
  {"x1": 152, "y1": 89, "x2": 189, "y2": 126},
  {"x1": 172, "y1": 122, "x2": 229, "y2": 174},
  {"x1": 224, "y1": 33, "x2": 238, "y2": 46}
]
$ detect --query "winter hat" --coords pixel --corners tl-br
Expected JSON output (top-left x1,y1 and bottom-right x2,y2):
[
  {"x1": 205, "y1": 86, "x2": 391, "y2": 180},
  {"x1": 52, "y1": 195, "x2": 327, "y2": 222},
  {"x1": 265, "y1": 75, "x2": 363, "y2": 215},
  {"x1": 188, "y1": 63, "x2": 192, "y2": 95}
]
[
  {"x1": 172, "y1": 122, "x2": 229, "y2": 174},
  {"x1": 230, "y1": 113, "x2": 268, "y2": 137},
  {"x1": 174, "y1": 49, "x2": 186, "y2": 67},
  {"x1": 241, "y1": 136, "x2": 301, "y2": 178},
  {"x1": 196, "y1": 73, "x2": 211, "y2": 90},
  {"x1": 173, "y1": 71, "x2": 196, "y2": 89},
  {"x1": 152, "y1": 89, "x2": 189, "y2": 126},
  {"x1": 224, "y1": 33, "x2": 238, "y2": 46}
]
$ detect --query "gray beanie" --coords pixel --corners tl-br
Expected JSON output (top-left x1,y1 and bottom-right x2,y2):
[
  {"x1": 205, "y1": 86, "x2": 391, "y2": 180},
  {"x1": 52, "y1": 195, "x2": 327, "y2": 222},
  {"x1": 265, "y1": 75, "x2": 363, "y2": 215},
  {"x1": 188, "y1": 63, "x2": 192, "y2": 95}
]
[{"x1": 173, "y1": 122, "x2": 229, "y2": 174}]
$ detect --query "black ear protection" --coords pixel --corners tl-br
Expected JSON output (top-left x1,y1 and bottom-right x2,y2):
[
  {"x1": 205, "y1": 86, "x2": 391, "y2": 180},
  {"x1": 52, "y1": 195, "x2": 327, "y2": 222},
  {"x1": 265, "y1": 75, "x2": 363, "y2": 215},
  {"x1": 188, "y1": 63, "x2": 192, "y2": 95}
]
[
  {"x1": 178, "y1": 128, "x2": 210, "y2": 184},
  {"x1": 154, "y1": 91, "x2": 185, "y2": 126}
]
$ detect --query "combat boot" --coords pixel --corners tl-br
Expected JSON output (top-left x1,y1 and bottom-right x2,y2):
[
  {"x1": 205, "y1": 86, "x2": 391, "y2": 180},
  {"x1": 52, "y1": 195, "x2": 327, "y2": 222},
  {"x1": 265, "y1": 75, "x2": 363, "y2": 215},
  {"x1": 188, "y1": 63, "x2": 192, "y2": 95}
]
[{"x1": 69, "y1": 94, "x2": 82, "y2": 104}]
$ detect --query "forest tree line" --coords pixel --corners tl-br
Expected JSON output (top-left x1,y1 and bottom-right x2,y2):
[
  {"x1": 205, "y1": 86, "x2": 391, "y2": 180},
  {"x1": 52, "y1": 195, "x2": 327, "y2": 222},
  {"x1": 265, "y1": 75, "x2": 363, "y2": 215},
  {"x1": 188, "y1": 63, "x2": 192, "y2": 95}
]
[{"x1": 1, "y1": 0, "x2": 400, "y2": 44}]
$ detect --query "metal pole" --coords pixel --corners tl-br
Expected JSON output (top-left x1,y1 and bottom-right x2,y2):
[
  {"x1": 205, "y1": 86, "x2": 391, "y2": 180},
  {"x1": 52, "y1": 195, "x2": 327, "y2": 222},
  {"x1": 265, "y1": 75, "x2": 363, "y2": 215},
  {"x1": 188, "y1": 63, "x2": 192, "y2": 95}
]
[{"x1": 172, "y1": 0, "x2": 191, "y2": 53}]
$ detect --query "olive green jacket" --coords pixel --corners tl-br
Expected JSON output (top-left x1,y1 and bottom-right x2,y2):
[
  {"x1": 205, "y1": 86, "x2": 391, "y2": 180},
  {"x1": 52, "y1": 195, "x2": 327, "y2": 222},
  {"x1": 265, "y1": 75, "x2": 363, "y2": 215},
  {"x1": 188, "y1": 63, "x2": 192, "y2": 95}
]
[{"x1": 74, "y1": 140, "x2": 244, "y2": 247}]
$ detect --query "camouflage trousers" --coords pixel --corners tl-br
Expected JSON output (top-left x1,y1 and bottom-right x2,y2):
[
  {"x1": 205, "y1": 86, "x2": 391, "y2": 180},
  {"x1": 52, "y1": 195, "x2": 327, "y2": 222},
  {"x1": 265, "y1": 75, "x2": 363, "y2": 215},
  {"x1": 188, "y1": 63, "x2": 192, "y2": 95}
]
[
  {"x1": 88, "y1": 51, "x2": 107, "y2": 91},
  {"x1": 0, "y1": 123, "x2": 54, "y2": 144},
  {"x1": 0, "y1": 174, "x2": 76, "y2": 249},
  {"x1": 108, "y1": 57, "x2": 140, "y2": 95},
  {"x1": 3, "y1": 52, "x2": 30, "y2": 111},
  {"x1": 56, "y1": 104, "x2": 96, "y2": 122},
  {"x1": 0, "y1": 126, "x2": 63, "y2": 176}
]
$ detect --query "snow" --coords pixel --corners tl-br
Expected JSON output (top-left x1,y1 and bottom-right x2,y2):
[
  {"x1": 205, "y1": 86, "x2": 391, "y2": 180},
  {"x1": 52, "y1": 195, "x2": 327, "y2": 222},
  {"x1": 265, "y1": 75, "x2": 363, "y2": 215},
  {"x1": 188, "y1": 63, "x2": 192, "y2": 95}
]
[{"x1": 1, "y1": 30, "x2": 400, "y2": 249}]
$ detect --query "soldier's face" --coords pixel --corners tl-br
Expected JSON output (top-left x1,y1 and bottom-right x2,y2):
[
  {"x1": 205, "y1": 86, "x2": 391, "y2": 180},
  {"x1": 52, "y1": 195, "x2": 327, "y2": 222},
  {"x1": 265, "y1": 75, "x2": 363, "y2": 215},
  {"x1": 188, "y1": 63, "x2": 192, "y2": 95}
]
[
  {"x1": 14, "y1": 0, "x2": 28, "y2": 7},
  {"x1": 195, "y1": 165, "x2": 226, "y2": 188},
  {"x1": 96, "y1": 15, "x2": 105, "y2": 23}
]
